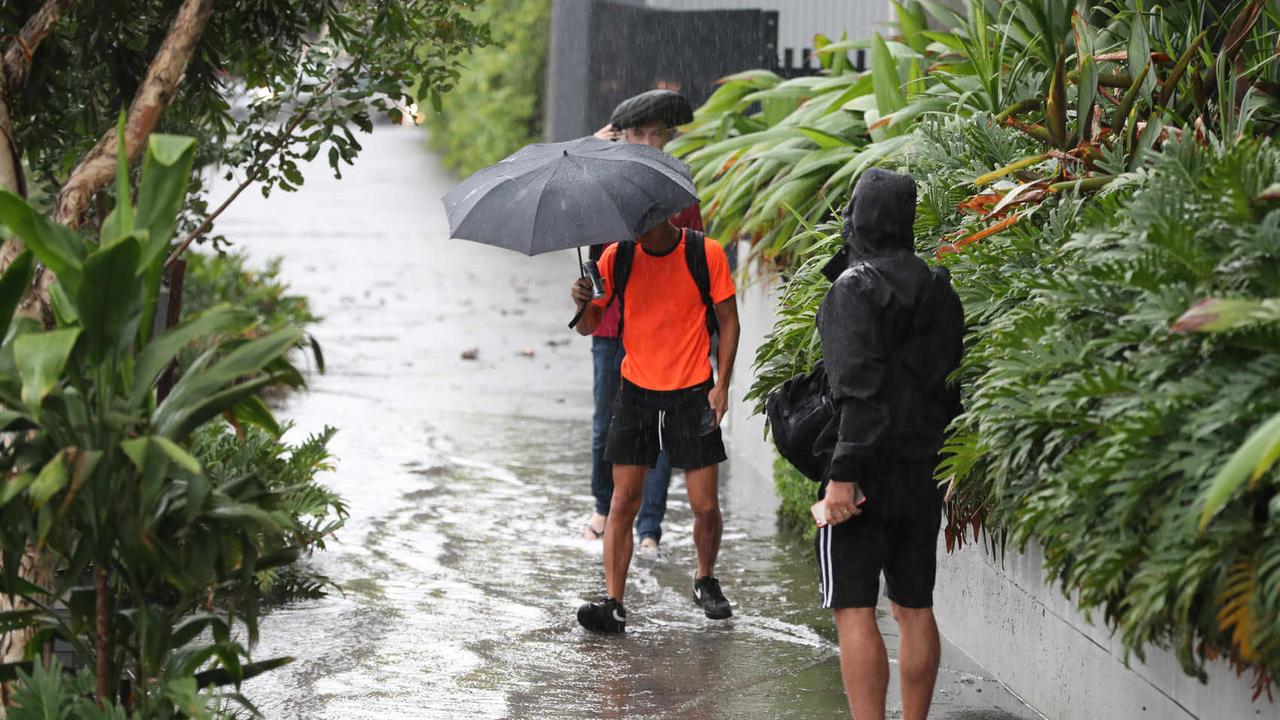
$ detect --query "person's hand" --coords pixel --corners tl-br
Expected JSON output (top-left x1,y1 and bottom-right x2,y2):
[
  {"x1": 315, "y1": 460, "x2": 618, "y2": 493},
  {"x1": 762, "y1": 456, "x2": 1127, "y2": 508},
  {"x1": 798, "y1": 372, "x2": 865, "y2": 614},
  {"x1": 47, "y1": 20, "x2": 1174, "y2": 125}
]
[
  {"x1": 593, "y1": 123, "x2": 620, "y2": 141},
  {"x1": 707, "y1": 383, "x2": 729, "y2": 427},
  {"x1": 824, "y1": 481, "x2": 863, "y2": 526},
  {"x1": 571, "y1": 277, "x2": 594, "y2": 305}
]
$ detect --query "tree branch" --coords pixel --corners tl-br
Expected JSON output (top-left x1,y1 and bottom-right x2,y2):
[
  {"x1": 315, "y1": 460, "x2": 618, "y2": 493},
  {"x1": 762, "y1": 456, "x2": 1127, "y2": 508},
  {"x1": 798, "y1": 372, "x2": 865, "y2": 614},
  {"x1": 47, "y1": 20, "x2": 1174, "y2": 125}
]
[
  {"x1": 165, "y1": 61, "x2": 362, "y2": 269},
  {"x1": 3, "y1": 0, "x2": 76, "y2": 90},
  {"x1": 53, "y1": 0, "x2": 212, "y2": 228}
]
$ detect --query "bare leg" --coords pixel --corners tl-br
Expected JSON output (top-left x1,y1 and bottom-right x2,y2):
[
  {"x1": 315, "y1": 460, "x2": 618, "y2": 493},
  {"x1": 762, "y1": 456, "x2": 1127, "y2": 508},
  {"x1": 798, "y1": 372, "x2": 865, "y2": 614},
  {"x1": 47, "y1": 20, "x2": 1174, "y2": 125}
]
[
  {"x1": 684, "y1": 465, "x2": 721, "y2": 578},
  {"x1": 604, "y1": 465, "x2": 645, "y2": 601},
  {"x1": 833, "y1": 607, "x2": 888, "y2": 720},
  {"x1": 892, "y1": 603, "x2": 940, "y2": 720}
]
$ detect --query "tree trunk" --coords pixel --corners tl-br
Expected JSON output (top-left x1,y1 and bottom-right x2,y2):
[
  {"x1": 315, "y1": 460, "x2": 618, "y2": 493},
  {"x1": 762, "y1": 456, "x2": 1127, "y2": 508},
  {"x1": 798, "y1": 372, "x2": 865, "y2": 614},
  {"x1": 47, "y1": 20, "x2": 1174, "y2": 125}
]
[
  {"x1": 54, "y1": 0, "x2": 212, "y2": 229},
  {"x1": 0, "y1": 0, "x2": 74, "y2": 270}
]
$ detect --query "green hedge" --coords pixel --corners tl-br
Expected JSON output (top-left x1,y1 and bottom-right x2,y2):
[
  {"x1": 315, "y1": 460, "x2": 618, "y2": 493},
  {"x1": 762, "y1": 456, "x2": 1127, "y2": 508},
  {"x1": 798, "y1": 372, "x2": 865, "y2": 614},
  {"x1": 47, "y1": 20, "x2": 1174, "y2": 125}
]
[
  {"x1": 425, "y1": 0, "x2": 550, "y2": 176},
  {"x1": 775, "y1": 457, "x2": 817, "y2": 541},
  {"x1": 756, "y1": 114, "x2": 1280, "y2": 684}
]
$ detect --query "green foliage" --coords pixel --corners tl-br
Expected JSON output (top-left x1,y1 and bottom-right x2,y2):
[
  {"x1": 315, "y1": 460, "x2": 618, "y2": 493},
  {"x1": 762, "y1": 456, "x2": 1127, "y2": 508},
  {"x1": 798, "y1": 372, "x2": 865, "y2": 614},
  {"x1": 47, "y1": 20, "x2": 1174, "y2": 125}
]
[
  {"x1": 774, "y1": 457, "x2": 817, "y2": 541},
  {"x1": 670, "y1": 0, "x2": 1280, "y2": 268},
  {"x1": 0, "y1": 133, "x2": 313, "y2": 714},
  {"x1": 424, "y1": 0, "x2": 551, "y2": 176},
  {"x1": 8, "y1": 661, "x2": 133, "y2": 720},
  {"x1": 183, "y1": 252, "x2": 318, "y2": 335},
  {"x1": 191, "y1": 423, "x2": 345, "y2": 601},
  {"x1": 725, "y1": 0, "x2": 1280, "y2": 690},
  {"x1": 0, "y1": 1, "x2": 484, "y2": 243},
  {"x1": 756, "y1": 115, "x2": 1280, "y2": 683}
]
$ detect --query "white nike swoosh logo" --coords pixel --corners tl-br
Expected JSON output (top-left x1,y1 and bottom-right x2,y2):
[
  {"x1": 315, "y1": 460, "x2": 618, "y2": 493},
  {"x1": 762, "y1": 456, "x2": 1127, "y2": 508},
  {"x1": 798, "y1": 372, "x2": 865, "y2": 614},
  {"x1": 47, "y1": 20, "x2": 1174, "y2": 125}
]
[
  {"x1": 612, "y1": 609, "x2": 625, "y2": 623},
  {"x1": 694, "y1": 588, "x2": 702, "y2": 600}
]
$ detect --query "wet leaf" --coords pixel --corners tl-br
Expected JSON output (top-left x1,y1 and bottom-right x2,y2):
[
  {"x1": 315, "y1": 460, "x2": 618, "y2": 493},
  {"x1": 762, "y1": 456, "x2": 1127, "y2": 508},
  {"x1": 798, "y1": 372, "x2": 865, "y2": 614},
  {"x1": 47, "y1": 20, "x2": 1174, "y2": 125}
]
[
  {"x1": 1158, "y1": 31, "x2": 1208, "y2": 109},
  {"x1": 871, "y1": 32, "x2": 907, "y2": 122},
  {"x1": 1200, "y1": 412, "x2": 1280, "y2": 531},
  {"x1": 935, "y1": 214, "x2": 1022, "y2": 257},
  {"x1": 974, "y1": 152, "x2": 1052, "y2": 187},
  {"x1": 1047, "y1": 49, "x2": 1068, "y2": 147},
  {"x1": 14, "y1": 328, "x2": 80, "y2": 419},
  {"x1": 1111, "y1": 63, "x2": 1150, "y2": 138},
  {"x1": 1171, "y1": 297, "x2": 1280, "y2": 333}
]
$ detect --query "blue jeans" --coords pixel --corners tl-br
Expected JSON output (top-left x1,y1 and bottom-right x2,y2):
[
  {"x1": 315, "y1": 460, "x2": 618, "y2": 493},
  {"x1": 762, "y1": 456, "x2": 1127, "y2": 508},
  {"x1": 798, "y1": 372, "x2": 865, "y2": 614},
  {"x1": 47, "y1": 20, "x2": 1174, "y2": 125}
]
[{"x1": 592, "y1": 337, "x2": 672, "y2": 542}]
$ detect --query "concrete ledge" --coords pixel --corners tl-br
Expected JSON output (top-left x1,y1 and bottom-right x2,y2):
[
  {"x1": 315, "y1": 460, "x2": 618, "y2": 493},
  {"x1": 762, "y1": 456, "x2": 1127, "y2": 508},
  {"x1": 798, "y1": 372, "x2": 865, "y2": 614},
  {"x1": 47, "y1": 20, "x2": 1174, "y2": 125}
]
[{"x1": 934, "y1": 539, "x2": 1276, "y2": 720}]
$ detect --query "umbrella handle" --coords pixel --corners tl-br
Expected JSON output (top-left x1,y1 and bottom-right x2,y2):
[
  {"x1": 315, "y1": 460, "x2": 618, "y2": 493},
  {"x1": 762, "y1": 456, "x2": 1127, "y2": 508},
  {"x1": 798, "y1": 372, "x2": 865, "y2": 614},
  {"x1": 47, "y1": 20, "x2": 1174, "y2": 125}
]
[{"x1": 569, "y1": 246, "x2": 588, "y2": 328}]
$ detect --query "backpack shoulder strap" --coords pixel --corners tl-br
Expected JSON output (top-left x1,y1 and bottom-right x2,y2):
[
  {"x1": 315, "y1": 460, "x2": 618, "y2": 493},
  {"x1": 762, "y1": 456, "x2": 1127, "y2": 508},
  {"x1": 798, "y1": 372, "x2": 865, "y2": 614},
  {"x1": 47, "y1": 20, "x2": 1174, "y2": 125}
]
[
  {"x1": 611, "y1": 241, "x2": 637, "y2": 338},
  {"x1": 683, "y1": 229, "x2": 720, "y2": 337}
]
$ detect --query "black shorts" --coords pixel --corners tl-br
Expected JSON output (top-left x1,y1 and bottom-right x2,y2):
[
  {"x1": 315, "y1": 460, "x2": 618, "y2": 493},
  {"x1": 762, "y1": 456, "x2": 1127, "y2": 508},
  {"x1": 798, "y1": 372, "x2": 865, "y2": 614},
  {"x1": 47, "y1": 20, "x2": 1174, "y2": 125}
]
[
  {"x1": 605, "y1": 377, "x2": 728, "y2": 471},
  {"x1": 815, "y1": 464, "x2": 944, "y2": 609}
]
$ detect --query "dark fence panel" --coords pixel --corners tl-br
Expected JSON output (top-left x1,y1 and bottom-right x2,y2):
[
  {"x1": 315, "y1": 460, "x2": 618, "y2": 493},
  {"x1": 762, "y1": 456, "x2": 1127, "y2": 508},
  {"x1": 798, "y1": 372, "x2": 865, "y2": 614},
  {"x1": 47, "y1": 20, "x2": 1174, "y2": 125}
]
[
  {"x1": 588, "y1": 3, "x2": 777, "y2": 130},
  {"x1": 548, "y1": 1, "x2": 777, "y2": 140}
]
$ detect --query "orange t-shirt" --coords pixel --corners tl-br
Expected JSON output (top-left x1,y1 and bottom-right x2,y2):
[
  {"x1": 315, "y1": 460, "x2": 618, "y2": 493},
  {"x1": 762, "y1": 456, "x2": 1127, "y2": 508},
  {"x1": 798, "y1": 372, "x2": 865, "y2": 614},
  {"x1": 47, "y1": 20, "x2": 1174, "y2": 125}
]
[{"x1": 593, "y1": 230, "x2": 736, "y2": 391}]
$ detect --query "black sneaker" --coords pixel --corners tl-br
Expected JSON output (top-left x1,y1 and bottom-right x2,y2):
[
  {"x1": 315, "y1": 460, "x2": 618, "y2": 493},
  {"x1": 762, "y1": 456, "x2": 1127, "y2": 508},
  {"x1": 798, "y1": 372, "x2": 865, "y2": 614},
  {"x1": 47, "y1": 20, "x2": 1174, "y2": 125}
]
[
  {"x1": 577, "y1": 597, "x2": 627, "y2": 633},
  {"x1": 693, "y1": 576, "x2": 732, "y2": 619}
]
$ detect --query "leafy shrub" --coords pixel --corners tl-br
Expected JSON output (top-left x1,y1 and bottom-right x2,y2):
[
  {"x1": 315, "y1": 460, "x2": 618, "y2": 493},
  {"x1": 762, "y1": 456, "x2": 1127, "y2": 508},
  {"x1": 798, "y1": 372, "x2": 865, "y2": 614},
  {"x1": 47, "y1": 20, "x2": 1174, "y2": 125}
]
[
  {"x1": 191, "y1": 423, "x2": 346, "y2": 602},
  {"x1": 424, "y1": 0, "x2": 551, "y2": 176},
  {"x1": 0, "y1": 129, "x2": 314, "y2": 714},
  {"x1": 748, "y1": 112, "x2": 1280, "y2": 687},
  {"x1": 774, "y1": 458, "x2": 817, "y2": 542},
  {"x1": 183, "y1": 252, "x2": 318, "y2": 335},
  {"x1": 672, "y1": 0, "x2": 1280, "y2": 268}
]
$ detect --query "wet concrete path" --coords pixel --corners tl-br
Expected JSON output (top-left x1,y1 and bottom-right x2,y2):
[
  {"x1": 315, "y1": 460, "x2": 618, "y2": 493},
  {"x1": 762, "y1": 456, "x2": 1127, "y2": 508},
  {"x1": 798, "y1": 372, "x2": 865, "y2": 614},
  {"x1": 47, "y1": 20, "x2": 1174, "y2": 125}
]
[{"x1": 217, "y1": 126, "x2": 1040, "y2": 719}]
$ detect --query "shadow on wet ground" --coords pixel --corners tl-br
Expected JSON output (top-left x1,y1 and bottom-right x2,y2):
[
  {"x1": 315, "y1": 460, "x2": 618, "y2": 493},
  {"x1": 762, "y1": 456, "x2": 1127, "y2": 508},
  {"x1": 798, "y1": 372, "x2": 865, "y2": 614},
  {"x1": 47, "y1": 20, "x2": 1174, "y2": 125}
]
[{"x1": 219, "y1": 125, "x2": 1041, "y2": 720}]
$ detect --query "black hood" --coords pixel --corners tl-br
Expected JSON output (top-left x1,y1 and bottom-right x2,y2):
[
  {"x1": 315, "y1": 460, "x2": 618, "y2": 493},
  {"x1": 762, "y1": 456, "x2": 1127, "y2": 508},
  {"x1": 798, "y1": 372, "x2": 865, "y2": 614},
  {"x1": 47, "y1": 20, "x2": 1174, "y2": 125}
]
[{"x1": 822, "y1": 168, "x2": 918, "y2": 281}]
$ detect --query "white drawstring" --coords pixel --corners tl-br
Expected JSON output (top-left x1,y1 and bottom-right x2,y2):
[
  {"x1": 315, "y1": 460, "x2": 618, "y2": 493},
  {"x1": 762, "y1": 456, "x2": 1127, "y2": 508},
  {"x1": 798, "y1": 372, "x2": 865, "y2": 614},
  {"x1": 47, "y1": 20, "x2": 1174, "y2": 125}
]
[{"x1": 658, "y1": 410, "x2": 666, "y2": 452}]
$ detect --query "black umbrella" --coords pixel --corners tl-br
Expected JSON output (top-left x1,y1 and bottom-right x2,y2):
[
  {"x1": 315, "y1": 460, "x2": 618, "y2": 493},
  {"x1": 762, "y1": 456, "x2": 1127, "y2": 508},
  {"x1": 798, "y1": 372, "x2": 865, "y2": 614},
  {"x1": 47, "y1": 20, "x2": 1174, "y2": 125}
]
[{"x1": 443, "y1": 135, "x2": 698, "y2": 256}]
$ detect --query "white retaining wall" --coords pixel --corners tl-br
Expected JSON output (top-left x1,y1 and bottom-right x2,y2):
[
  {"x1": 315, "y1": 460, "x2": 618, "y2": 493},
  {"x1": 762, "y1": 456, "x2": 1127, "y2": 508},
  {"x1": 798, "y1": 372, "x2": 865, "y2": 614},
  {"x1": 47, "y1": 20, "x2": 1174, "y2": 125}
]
[{"x1": 723, "y1": 241, "x2": 1277, "y2": 720}]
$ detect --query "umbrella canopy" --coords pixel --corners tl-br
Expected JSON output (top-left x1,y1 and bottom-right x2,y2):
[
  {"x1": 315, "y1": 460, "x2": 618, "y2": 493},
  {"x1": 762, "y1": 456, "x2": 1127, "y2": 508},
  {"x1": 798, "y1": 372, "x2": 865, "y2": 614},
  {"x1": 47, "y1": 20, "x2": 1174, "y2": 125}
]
[
  {"x1": 608, "y1": 89, "x2": 694, "y2": 130},
  {"x1": 443, "y1": 136, "x2": 698, "y2": 256}
]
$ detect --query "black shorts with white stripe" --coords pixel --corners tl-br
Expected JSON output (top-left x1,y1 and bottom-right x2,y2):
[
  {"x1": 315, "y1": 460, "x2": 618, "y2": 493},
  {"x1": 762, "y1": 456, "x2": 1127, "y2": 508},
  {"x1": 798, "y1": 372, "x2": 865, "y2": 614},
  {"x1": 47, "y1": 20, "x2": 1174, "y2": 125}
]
[
  {"x1": 605, "y1": 377, "x2": 727, "y2": 470},
  {"x1": 815, "y1": 465, "x2": 944, "y2": 609}
]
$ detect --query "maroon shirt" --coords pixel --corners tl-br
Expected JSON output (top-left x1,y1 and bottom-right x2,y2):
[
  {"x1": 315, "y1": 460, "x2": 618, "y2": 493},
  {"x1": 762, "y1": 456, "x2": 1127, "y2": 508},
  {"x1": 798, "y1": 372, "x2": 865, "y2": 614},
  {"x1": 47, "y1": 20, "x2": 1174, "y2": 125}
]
[{"x1": 591, "y1": 204, "x2": 704, "y2": 339}]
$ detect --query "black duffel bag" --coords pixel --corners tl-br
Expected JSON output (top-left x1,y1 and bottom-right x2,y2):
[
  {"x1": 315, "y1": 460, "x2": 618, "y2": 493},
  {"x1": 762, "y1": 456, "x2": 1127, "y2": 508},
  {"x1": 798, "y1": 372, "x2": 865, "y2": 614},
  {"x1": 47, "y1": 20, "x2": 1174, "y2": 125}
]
[{"x1": 765, "y1": 360, "x2": 839, "y2": 483}]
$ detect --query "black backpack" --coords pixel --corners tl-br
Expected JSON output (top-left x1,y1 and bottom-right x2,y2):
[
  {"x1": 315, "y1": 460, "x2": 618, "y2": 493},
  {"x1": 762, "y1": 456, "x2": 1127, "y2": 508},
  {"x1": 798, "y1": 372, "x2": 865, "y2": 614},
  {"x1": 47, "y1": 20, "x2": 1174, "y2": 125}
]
[
  {"x1": 765, "y1": 360, "x2": 837, "y2": 483},
  {"x1": 609, "y1": 229, "x2": 719, "y2": 340}
]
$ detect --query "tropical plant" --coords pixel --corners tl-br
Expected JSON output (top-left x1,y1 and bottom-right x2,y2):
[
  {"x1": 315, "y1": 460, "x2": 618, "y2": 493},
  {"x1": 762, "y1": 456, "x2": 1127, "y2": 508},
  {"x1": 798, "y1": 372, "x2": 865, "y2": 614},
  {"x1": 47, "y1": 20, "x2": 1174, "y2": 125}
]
[
  {"x1": 0, "y1": 128, "x2": 315, "y2": 714},
  {"x1": 191, "y1": 423, "x2": 345, "y2": 602},
  {"x1": 669, "y1": 0, "x2": 1280, "y2": 268},
  {"x1": 182, "y1": 252, "x2": 319, "y2": 337},
  {"x1": 747, "y1": 113, "x2": 1280, "y2": 693},
  {"x1": 425, "y1": 0, "x2": 551, "y2": 176},
  {"x1": 179, "y1": 251, "x2": 323, "y2": 380}
]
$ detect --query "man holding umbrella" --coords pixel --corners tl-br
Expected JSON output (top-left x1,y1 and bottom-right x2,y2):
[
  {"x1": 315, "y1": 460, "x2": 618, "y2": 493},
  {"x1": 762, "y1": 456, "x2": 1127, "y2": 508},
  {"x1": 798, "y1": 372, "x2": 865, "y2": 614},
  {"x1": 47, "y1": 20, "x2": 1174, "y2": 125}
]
[
  {"x1": 569, "y1": 164, "x2": 740, "y2": 633},
  {"x1": 580, "y1": 89, "x2": 703, "y2": 555},
  {"x1": 442, "y1": 107, "x2": 734, "y2": 633}
]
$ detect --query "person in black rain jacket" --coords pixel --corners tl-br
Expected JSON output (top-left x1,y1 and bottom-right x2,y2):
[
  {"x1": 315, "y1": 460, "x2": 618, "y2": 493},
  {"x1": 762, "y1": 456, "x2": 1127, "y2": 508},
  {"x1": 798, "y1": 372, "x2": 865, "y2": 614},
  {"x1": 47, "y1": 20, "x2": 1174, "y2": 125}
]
[{"x1": 813, "y1": 168, "x2": 964, "y2": 720}]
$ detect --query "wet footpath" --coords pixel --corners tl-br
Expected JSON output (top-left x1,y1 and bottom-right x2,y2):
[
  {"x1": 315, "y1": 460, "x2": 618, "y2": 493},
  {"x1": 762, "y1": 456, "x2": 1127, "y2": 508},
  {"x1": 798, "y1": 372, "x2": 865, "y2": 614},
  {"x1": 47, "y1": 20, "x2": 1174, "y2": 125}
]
[{"x1": 220, "y1": 125, "x2": 1042, "y2": 720}]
